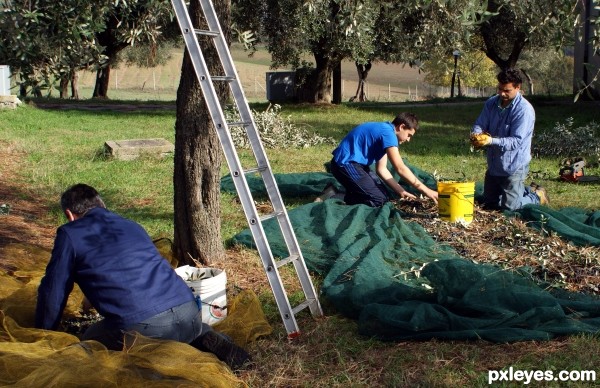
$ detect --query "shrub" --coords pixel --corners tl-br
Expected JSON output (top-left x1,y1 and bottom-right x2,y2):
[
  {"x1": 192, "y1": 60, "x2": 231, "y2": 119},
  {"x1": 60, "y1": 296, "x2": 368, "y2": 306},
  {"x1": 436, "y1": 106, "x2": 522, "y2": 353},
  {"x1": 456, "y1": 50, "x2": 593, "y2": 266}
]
[
  {"x1": 533, "y1": 118, "x2": 600, "y2": 161},
  {"x1": 227, "y1": 104, "x2": 336, "y2": 149}
]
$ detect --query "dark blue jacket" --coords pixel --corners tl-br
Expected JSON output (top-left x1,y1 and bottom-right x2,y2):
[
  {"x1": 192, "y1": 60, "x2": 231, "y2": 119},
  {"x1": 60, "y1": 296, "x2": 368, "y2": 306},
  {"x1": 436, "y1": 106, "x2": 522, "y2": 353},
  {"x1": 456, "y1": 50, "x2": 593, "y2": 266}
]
[{"x1": 35, "y1": 207, "x2": 194, "y2": 330}]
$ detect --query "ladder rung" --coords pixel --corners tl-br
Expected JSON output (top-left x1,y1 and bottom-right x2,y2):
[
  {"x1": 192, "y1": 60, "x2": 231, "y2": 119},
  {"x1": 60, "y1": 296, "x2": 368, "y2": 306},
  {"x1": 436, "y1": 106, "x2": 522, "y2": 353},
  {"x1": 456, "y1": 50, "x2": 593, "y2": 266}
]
[
  {"x1": 194, "y1": 28, "x2": 219, "y2": 37},
  {"x1": 242, "y1": 166, "x2": 267, "y2": 175},
  {"x1": 276, "y1": 254, "x2": 299, "y2": 268},
  {"x1": 227, "y1": 120, "x2": 252, "y2": 127},
  {"x1": 292, "y1": 299, "x2": 314, "y2": 315},
  {"x1": 259, "y1": 211, "x2": 283, "y2": 222},
  {"x1": 212, "y1": 76, "x2": 236, "y2": 82}
]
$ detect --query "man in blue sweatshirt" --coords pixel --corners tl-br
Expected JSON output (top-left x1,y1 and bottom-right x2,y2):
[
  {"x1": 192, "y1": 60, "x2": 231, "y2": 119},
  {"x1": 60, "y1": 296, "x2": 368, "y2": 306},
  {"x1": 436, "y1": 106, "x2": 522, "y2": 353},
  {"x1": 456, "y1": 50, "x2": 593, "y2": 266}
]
[
  {"x1": 35, "y1": 183, "x2": 250, "y2": 369},
  {"x1": 470, "y1": 68, "x2": 549, "y2": 210}
]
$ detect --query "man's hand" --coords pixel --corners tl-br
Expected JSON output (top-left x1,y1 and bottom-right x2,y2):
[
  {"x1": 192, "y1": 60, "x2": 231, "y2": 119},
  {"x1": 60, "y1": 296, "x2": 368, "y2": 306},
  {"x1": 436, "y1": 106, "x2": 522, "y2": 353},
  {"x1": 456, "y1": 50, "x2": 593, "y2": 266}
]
[
  {"x1": 399, "y1": 190, "x2": 417, "y2": 200},
  {"x1": 470, "y1": 132, "x2": 492, "y2": 148},
  {"x1": 425, "y1": 187, "x2": 438, "y2": 204}
]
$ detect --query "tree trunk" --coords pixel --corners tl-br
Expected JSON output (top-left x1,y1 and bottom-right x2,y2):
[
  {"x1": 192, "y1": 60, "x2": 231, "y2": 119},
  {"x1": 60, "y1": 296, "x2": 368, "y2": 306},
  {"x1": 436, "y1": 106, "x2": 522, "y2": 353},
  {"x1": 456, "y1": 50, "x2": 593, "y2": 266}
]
[
  {"x1": 59, "y1": 75, "x2": 69, "y2": 99},
  {"x1": 312, "y1": 51, "x2": 334, "y2": 103},
  {"x1": 350, "y1": 61, "x2": 372, "y2": 102},
  {"x1": 332, "y1": 62, "x2": 342, "y2": 104},
  {"x1": 93, "y1": 65, "x2": 111, "y2": 99},
  {"x1": 71, "y1": 72, "x2": 79, "y2": 100},
  {"x1": 173, "y1": 0, "x2": 229, "y2": 266},
  {"x1": 296, "y1": 48, "x2": 340, "y2": 104},
  {"x1": 92, "y1": 20, "x2": 129, "y2": 99},
  {"x1": 520, "y1": 68, "x2": 534, "y2": 95},
  {"x1": 479, "y1": 0, "x2": 525, "y2": 70}
]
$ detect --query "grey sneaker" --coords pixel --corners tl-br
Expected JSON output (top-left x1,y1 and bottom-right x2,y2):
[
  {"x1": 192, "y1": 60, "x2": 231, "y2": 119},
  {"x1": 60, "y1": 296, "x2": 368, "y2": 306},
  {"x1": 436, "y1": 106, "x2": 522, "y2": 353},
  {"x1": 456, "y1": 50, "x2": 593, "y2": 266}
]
[{"x1": 191, "y1": 330, "x2": 251, "y2": 370}]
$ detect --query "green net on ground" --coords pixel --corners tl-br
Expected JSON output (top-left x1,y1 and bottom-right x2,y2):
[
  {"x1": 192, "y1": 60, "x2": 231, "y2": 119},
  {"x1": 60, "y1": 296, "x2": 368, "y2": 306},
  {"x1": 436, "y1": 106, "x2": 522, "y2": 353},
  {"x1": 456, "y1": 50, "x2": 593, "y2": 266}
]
[
  {"x1": 226, "y1": 169, "x2": 600, "y2": 342},
  {"x1": 511, "y1": 206, "x2": 600, "y2": 246}
]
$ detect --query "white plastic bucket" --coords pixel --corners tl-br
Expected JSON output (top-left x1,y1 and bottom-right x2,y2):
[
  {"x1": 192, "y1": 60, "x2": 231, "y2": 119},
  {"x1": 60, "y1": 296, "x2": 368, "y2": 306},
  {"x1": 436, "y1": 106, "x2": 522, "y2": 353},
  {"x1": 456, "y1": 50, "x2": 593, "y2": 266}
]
[{"x1": 175, "y1": 265, "x2": 227, "y2": 326}]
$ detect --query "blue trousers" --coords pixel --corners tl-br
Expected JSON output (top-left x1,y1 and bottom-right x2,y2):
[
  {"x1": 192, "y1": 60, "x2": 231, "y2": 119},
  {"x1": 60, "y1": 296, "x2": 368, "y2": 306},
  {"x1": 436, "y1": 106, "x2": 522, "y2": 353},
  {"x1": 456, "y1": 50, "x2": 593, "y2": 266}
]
[
  {"x1": 81, "y1": 300, "x2": 211, "y2": 350},
  {"x1": 482, "y1": 167, "x2": 540, "y2": 211},
  {"x1": 330, "y1": 160, "x2": 389, "y2": 207}
]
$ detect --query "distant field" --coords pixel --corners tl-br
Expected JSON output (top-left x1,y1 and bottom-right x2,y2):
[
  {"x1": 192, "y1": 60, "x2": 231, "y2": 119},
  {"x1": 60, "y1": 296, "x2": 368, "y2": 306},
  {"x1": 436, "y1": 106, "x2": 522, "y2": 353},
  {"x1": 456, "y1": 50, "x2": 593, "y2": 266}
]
[{"x1": 75, "y1": 44, "x2": 442, "y2": 102}]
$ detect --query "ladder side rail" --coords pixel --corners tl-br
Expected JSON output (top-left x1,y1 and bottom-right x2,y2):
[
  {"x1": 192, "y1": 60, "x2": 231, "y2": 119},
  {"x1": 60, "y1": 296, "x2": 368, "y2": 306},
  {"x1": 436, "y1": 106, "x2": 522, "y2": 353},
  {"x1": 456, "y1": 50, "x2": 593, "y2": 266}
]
[
  {"x1": 171, "y1": 0, "x2": 302, "y2": 335},
  {"x1": 197, "y1": 0, "x2": 291, "y2": 222},
  {"x1": 244, "y1": 223, "x2": 301, "y2": 335},
  {"x1": 171, "y1": 0, "x2": 261, "y2": 238},
  {"x1": 199, "y1": 0, "x2": 323, "y2": 305},
  {"x1": 200, "y1": 0, "x2": 323, "y2": 318}
]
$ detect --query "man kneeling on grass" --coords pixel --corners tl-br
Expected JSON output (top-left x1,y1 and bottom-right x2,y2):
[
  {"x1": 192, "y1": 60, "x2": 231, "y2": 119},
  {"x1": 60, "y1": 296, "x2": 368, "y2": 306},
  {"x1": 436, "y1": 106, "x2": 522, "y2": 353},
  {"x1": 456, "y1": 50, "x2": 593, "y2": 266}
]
[{"x1": 35, "y1": 183, "x2": 250, "y2": 370}]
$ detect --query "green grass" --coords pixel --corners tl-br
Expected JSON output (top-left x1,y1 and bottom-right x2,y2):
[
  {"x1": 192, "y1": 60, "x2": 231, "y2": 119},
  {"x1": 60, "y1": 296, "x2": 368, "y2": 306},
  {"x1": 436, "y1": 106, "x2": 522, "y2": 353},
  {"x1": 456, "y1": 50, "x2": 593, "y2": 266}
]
[
  {"x1": 3, "y1": 97, "x2": 600, "y2": 231},
  {"x1": 1, "y1": 98, "x2": 600, "y2": 386}
]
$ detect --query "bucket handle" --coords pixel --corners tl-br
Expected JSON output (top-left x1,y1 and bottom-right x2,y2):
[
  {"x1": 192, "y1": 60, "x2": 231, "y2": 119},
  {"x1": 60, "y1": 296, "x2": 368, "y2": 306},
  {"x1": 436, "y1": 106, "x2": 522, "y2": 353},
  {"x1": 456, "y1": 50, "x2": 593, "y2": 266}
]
[{"x1": 202, "y1": 301, "x2": 227, "y2": 311}]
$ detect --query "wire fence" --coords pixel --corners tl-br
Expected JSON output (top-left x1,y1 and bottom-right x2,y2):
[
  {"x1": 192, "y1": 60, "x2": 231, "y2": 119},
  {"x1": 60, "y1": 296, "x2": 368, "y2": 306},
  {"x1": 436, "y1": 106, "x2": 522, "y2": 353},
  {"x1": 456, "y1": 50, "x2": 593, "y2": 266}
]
[{"x1": 69, "y1": 60, "x2": 494, "y2": 102}]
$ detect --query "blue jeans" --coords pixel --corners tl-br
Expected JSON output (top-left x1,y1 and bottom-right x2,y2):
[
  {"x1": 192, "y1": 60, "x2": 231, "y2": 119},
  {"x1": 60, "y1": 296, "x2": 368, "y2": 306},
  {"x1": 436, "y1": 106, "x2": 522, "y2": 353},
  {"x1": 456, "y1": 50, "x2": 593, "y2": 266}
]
[
  {"x1": 482, "y1": 167, "x2": 539, "y2": 211},
  {"x1": 81, "y1": 300, "x2": 210, "y2": 350},
  {"x1": 330, "y1": 160, "x2": 389, "y2": 207}
]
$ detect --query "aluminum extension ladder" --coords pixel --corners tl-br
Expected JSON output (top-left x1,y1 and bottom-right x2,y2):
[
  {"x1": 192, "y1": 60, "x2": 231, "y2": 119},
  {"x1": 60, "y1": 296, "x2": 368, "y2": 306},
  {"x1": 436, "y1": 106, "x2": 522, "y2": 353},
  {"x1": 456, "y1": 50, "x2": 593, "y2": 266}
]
[{"x1": 170, "y1": 0, "x2": 323, "y2": 338}]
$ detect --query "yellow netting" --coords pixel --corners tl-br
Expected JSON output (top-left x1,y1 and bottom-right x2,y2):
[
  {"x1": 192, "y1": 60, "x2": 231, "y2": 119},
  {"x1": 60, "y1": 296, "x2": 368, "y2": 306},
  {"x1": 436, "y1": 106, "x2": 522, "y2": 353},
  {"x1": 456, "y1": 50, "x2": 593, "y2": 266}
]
[{"x1": 0, "y1": 242, "x2": 273, "y2": 386}]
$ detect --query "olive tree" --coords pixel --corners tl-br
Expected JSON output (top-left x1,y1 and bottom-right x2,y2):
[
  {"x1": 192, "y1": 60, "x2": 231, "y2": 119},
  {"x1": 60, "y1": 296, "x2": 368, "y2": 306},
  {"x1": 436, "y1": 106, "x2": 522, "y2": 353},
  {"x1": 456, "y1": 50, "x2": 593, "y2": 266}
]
[
  {"x1": 0, "y1": 0, "x2": 173, "y2": 99},
  {"x1": 172, "y1": 0, "x2": 230, "y2": 265},
  {"x1": 91, "y1": 0, "x2": 174, "y2": 98},
  {"x1": 232, "y1": 0, "x2": 491, "y2": 103},
  {"x1": 475, "y1": 0, "x2": 581, "y2": 69},
  {"x1": 0, "y1": 0, "x2": 107, "y2": 98}
]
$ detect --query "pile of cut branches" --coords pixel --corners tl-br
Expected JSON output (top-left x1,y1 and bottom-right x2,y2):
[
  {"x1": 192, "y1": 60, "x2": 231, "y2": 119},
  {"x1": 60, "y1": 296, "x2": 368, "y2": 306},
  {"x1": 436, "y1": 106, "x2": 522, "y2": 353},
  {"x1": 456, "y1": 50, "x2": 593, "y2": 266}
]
[{"x1": 394, "y1": 199, "x2": 600, "y2": 296}]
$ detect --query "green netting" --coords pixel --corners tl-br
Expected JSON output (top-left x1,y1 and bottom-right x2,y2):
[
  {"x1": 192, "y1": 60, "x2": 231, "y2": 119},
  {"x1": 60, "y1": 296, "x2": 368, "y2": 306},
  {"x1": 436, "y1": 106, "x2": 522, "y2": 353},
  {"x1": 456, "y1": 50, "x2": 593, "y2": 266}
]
[
  {"x1": 220, "y1": 160, "x2": 444, "y2": 199},
  {"x1": 226, "y1": 169, "x2": 600, "y2": 342},
  {"x1": 510, "y1": 206, "x2": 600, "y2": 246}
]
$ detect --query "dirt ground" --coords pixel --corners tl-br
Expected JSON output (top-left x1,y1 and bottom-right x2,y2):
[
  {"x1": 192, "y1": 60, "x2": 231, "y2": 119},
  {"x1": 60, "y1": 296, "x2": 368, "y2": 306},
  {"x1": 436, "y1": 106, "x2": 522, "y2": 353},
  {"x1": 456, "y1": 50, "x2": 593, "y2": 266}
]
[{"x1": 0, "y1": 143, "x2": 55, "y2": 252}]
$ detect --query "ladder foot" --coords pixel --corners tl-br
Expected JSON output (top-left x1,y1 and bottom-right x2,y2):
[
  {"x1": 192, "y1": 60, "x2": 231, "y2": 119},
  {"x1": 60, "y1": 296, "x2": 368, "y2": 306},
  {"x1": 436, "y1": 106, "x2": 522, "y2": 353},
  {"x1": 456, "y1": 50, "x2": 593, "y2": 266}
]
[{"x1": 287, "y1": 331, "x2": 301, "y2": 340}]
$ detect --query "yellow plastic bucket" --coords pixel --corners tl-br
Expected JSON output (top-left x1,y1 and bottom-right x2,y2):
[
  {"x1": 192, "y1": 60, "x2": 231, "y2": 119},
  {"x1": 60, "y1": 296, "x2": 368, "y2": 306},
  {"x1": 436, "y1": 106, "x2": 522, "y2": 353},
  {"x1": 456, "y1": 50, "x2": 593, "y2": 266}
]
[{"x1": 437, "y1": 181, "x2": 475, "y2": 224}]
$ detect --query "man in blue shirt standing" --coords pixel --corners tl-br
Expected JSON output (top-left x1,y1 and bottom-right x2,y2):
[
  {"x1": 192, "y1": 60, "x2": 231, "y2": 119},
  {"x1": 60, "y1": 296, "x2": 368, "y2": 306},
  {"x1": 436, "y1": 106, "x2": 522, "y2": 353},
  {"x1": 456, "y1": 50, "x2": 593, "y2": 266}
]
[
  {"x1": 470, "y1": 68, "x2": 549, "y2": 211},
  {"x1": 328, "y1": 112, "x2": 438, "y2": 207},
  {"x1": 35, "y1": 184, "x2": 250, "y2": 369}
]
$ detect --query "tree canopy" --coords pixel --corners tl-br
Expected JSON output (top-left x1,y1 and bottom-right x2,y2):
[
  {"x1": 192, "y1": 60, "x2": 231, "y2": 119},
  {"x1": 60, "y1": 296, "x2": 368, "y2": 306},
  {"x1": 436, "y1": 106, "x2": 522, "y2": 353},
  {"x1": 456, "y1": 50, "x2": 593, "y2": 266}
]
[
  {"x1": 232, "y1": 0, "x2": 600, "y2": 103},
  {"x1": 475, "y1": 0, "x2": 581, "y2": 69},
  {"x1": 0, "y1": 0, "x2": 174, "y2": 98},
  {"x1": 0, "y1": 0, "x2": 107, "y2": 97},
  {"x1": 232, "y1": 0, "x2": 492, "y2": 103}
]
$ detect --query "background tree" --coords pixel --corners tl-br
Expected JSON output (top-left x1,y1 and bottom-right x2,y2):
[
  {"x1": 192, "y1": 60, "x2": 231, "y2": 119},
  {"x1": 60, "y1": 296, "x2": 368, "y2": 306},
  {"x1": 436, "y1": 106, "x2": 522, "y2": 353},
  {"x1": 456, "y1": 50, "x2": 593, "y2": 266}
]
[
  {"x1": 0, "y1": 0, "x2": 108, "y2": 98},
  {"x1": 172, "y1": 0, "x2": 230, "y2": 265},
  {"x1": 232, "y1": 0, "x2": 491, "y2": 103},
  {"x1": 475, "y1": 0, "x2": 579, "y2": 69},
  {"x1": 233, "y1": 0, "x2": 377, "y2": 103},
  {"x1": 518, "y1": 49, "x2": 574, "y2": 95},
  {"x1": 0, "y1": 0, "x2": 174, "y2": 99},
  {"x1": 423, "y1": 50, "x2": 497, "y2": 96},
  {"x1": 350, "y1": 0, "x2": 490, "y2": 102},
  {"x1": 91, "y1": 0, "x2": 174, "y2": 98}
]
